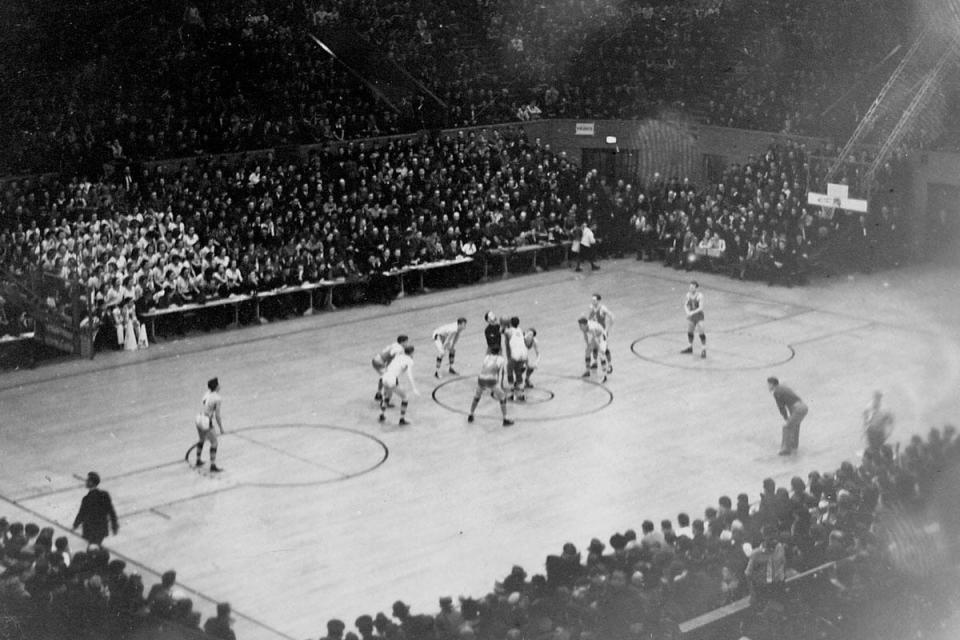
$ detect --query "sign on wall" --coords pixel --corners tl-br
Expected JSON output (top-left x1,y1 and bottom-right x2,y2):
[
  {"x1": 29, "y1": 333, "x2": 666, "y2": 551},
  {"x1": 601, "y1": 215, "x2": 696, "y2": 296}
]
[{"x1": 575, "y1": 122, "x2": 596, "y2": 136}]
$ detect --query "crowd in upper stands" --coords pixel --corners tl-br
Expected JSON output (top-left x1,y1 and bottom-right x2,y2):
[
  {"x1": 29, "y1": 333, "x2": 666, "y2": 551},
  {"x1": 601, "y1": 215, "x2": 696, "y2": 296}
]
[
  {"x1": 4, "y1": 419, "x2": 958, "y2": 640},
  {"x1": 0, "y1": 0, "x2": 913, "y2": 176}
]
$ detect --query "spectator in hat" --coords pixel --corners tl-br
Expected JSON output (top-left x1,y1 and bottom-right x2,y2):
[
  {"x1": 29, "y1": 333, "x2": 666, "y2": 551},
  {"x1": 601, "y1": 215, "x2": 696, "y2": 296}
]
[
  {"x1": 435, "y1": 597, "x2": 463, "y2": 640},
  {"x1": 354, "y1": 615, "x2": 378, "y2": 640},
  {"x1": 204, "y1": 602, "x2": 237, "y2": 640},
  {"x1": 72, "y1": 472, "x2": 119, "y2": 546},
  {"x1": 321, "y1": 619, "x2": 346, "y2": 640}
]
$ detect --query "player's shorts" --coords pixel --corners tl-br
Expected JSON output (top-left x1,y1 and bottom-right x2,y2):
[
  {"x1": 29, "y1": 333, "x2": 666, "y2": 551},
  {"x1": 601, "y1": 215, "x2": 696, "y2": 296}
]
[
  {"x1": 476, "y1": 377, "x2": 505, "y2": 400},
  {"x1": 433, "y1": 336, "x2": 448, "y2": 356},
  {"x1": 687, "y1": 312, "x2": 705, "y2": 331},
  {"x1": 195, "y1": 414, "x2": 219, "y2": 445},
  {"x1": 371, "y1": 355, "x2": 386, "y2": 373},
  {"x1": 508, "y1": 358, "x2": 527, "y2": 380},
  {"x1": 380, "y1": 375, "x2": 399, "y2": 390}
]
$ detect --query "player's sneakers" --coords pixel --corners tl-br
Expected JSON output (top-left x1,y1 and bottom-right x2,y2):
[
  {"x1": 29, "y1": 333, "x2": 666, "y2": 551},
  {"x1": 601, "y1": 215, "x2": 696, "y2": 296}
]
[
  {"x1": 378, "y1": 413, "x2": 386, "y2": 422},
  {"x1": 502, "y1": 419, "x2": 514, "y2": 427},
  {"x1": 681, "y1": 346, "x2": 693, "y2": 354},
  {"x1": 589, "y1": 362, "x2": 598, "y2": 370},
  {"x1": 700, "y1": 349, "x2": 707, "y2": 359},
  {"x1": 516, "y1": 393, "x2": 526, "y2": 402},
  {"x1": 195, "y1": 460, "x2": 205, "y2": 468},
  {"x1": 398, "y1": 418, "x2": 410, "y2": 426},
  {"x1": 778, "y1": 449, "x2": 791, "y2": 456},
  {"x1": 581, "y1": 370, "x2": 591, "y2": 378},
  {"x1": 448, "y1": 367, "x2": 459, "y2": 375},
  {"x1": 374, "y1": 392, "x2": 382, "y2": 401},
  {"x1": 434, "y1": 371, "x2": 441, "y2": 379},
  {"x1": 467, "y1": 414, "x2": 475, "y2": 423},
  {"x1": 210, "y1": 464, "x2": 223, "y2": 473},
  {"x1": 606, "y1": 365, "x2": 613, "y2": 374},
  {"x1": 524, "y1": 380, "x2": 533, "y2": 389},
  {"x1": 601, "y1": 374, "x2": 608, "y2": 383}
]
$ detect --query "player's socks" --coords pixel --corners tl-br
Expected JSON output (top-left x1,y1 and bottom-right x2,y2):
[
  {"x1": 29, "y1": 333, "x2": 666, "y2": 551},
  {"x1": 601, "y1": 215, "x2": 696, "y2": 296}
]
[
  {"x1": 195, "y1": 443, "x2": 204, "y2": 466},
  {"x1": 210, "y1": 464, "x2": 222, "y2": 472},
  {"x1": 378, "y1": 413, "x2": 385, "y2": 422},
  {"x1": 701, "y1": 349, "x2": 707, "y2": 358},
  {"x1": 209, "y1": 447, "x2": 219, "y2": 471},
  {"x1": 400, "y1": 401, "x2": 408, "y2": 418},
  {"x1": 470, "y1": 397, "x2": 480, "y2": 415}
]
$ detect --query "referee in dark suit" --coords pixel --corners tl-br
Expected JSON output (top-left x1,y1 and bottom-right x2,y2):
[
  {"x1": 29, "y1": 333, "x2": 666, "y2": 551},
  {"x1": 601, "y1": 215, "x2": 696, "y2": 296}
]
[{"x1": 73, "y1": 471, "x2": 119, "y2": 545}]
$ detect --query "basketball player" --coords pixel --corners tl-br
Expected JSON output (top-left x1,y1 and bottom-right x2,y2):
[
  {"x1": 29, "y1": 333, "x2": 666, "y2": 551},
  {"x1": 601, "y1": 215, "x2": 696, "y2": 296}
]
[
  {"x1": 372, "y1": 334, "x2": 409, "y2": 401},
  {"x1": 681, "y1": 281, "x2": 707, "y2": 358},
  {"x1": 522, "y1": 328, "x2": 540, "y2": 388},
  {"x1": 467, "y1": 345, "x2": 514, "y2": 427},
  {"x1": 578, "y1": 317, "x2": 610, "y2": 383},
  {"x1": 504, "y1": 317, "x2": 528, "y2": 401},
  {"x1": 767, "y1": 376, "x2": 808, "y2": 455},
  {"x1": 380, "y1": 344, "x2": 420, "y2": 425},
  {"x1": 195, "y1": 377, "x2": 225, "y2": 472},
  {"x1": 484, "y1": 312, "x2": 502, "y2": 352},
  {"x1": 588, "y1": 294, "x2": 614, "y2": 371},
  {"x1": 433, "y1": 317, "x2": 468, "y2": 378}
]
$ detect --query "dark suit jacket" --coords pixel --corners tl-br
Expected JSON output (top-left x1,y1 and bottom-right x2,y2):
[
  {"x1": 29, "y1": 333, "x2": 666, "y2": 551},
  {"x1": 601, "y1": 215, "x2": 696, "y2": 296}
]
[{"x1": 73, "y1": 488, "x2": 118, "y2": 542}]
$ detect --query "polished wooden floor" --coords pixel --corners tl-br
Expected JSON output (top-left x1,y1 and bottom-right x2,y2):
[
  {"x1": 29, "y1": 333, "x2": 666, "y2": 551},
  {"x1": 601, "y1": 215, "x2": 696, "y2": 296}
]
[{"x1": 2, "y1": 259, "x2": 958, "y2": 640}]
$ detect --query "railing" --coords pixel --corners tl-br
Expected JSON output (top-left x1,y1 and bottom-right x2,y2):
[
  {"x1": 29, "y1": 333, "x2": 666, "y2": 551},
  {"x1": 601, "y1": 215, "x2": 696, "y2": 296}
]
[
  {"x1": 140, "y1": 243, "x2": 571, "y2": 340},
  {"x1": 678, "y1": 553, "x2": 859, "y2": 638}
]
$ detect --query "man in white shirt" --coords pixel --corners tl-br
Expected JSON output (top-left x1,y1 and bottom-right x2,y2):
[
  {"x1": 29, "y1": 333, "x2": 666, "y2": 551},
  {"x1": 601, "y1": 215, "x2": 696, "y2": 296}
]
[{"x1": 575, "y1": 222, "x2": 599, "y2": 271}]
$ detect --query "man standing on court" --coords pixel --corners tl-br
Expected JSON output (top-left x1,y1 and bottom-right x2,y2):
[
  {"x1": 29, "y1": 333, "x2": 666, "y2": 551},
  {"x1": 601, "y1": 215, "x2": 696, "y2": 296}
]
[
  {"x1": 195, "y1": 377, "x2": 225, "y2": 472},
  {"x1": 767, "y1": 376, "x2": 808, "y2": 455},
  {"x1": 681, "y1": 281, "x2": 706, "y2": 359},
  {"x1": 72, "y1": 472, "x2": 119, "y2": 546}
]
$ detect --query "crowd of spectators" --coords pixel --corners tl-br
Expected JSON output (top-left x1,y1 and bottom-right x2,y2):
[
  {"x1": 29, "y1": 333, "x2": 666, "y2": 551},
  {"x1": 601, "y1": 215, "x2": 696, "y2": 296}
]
[
  {"x1": 3, "y1": 421, "x2": 958, "y2": 640},
  {"x1": 0, "y1": 130, "x2": 918, "y2": 347},
  {"x1": 0, "y1": 0, "x2": 916, "y2": 176},
  {"x1": 592, "y1": 139, "x2": 912, "y2": 287},
  {"x1": 0, "y1": 532, "x2": 236, "y2": 640},
  {"x1": 0, "y1": 128, "x2": 607, "y2": 343}
]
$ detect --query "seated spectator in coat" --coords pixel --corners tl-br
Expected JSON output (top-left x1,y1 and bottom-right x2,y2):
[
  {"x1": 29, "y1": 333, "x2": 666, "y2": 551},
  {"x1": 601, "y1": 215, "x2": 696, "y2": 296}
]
[
  {"x1": 204, "y1": 602, "x2": 237, "y2": 639},
  {"x1": 146, "y1": 569, "x2": 179, "y2": 618},
  {"x1": 744, "y1": 525, "x2": 786, "y2": 605}
]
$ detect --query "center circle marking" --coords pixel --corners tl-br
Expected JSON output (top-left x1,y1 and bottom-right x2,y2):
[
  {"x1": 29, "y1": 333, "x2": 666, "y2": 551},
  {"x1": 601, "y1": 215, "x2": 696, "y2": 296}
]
[
  {"x1": 630, "y1": 329, "x2": 795, "y2": 371},
  {"x1": 184, "y1": 423, "x2": 388, "y2": 487},
  {"x1": 432, "y1": 373, "x2": 612, "y2": 421}
]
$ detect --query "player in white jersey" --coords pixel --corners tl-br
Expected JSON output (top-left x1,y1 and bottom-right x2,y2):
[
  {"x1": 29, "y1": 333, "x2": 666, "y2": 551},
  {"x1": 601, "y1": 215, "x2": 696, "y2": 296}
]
[
  {"x1": 467, "y1": 345, "x2": 513, "y2": 427},
  {"x1": 578, "y1": 317, "x2": 610, "y2": 382},
  {"x1": 194, "y1": 377, "x2": 225, "y2": 471},
  {"x1": 680, "y1": 280, "x2": 706, "y2": 358},
  {"x1": 372, "y1": 334, "x2": 409, "y2": 401},
  {"x1": 380, "y1": 344, "x2": 420, "y2": 425},
  {"x1": 522, "y1": 328, "x2": 540, "y2": 389},
  {"x1": 433, "y1": 317, "x2": 467, "y2": 378},
  {"x1": 504, "y1": 316, "x2": 528, "y2": 401},
  {"x1": 587, "y1": 293, "x2": 614, "y2": 372}
]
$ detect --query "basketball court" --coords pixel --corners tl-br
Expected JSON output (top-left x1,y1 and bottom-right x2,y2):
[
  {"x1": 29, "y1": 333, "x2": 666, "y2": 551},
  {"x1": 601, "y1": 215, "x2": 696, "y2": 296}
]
[{"x1": 1, "y1": 259, "x2": 957, "y2": 640}]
